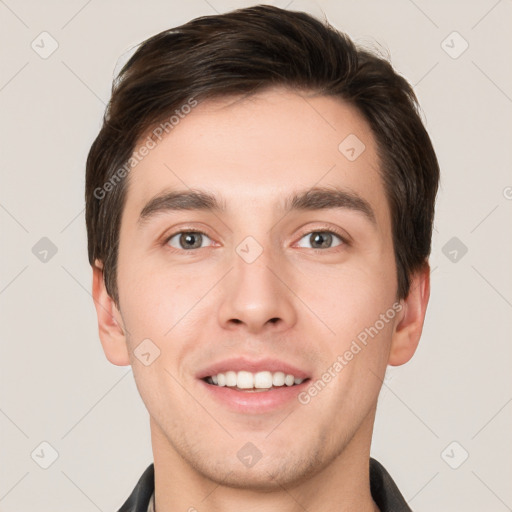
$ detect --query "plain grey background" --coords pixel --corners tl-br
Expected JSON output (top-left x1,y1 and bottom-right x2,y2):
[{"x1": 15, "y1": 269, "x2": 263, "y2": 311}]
[{"x1": 1, "y1": 0, "x2": 511, "y2": 510}]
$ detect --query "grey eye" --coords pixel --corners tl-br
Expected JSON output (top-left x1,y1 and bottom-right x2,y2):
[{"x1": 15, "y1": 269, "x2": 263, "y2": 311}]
[
  {"x1": 167, "y1": 231, "x2": 213, "y2": 250},
  {"x1": 296, "y1": 231, "x2": 343, "y2": 249}
]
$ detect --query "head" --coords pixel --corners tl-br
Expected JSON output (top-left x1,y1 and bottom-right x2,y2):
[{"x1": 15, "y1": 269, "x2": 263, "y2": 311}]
[{"x1": 87, "y1": 5, "x2": 438, "y2": 491}]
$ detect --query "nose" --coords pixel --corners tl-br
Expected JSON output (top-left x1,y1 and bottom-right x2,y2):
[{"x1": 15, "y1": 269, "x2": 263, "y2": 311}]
[{"x1": 217, "y1": 243, "x2": 298, "y2": 334}]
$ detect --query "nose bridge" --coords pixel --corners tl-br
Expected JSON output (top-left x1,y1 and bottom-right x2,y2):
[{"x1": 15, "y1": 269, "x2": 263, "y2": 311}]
[{"x1": 217, "y1": 231, "x2": 297, "y2": 333}]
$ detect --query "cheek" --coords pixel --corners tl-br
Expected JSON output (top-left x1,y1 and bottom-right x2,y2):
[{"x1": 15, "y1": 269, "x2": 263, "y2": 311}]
[
  {"x1": 117, "y1": 259, "x2": 184, "y2": 340},
  {"x1": 299, "y1": 261, "x2": 397, "y2": 341},
  {"x1": 117, "y1": 256, "x2": 223, "y2": 351}
]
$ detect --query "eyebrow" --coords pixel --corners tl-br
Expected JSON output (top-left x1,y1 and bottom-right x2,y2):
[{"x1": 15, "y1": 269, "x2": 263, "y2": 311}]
[{"x1": 137, "y1": 186, "x2": 376, "y2": 226}]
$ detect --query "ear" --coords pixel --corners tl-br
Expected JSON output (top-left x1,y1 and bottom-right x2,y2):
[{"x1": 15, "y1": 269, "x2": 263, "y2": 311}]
[
  {"x1": 91, "y1": 259, "x2": 130, "y2": 366},
  {"x1": 388, "y1": 264, "x2": 431, "y2": 366}
]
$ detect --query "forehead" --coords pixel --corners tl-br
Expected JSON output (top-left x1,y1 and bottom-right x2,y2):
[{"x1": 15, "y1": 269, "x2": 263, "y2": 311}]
[{"x1": 122, "y1": 88, "x2": 390, "y2": 229}]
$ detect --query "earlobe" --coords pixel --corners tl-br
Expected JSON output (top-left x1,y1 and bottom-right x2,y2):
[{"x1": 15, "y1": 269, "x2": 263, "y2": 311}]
[
  {"x1": 388, "y1": 264, "x2": 431, "y2": 366},
  {"x1": 91, "y1": 259, "x2": 131, "y2": 366}
]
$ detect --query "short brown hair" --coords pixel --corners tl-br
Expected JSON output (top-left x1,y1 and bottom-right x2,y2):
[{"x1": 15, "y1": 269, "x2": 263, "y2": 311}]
[{"x1": 85, "y1": 4, "x2": 439, "y2": 306}]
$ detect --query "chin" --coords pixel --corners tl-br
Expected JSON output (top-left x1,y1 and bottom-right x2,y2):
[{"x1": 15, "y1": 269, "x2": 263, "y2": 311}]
[{"x1": 184, "y1": 445, "x2": 326, "y2": 492}]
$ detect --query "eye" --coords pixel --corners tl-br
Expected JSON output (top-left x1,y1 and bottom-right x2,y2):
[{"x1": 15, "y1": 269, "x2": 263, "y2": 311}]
[
  {"x1": 165, "y1": 230, "x2": 214, "y2": 251},
  {"x1": 296, "y1": 230, "x2": 345, "y2": 250}
]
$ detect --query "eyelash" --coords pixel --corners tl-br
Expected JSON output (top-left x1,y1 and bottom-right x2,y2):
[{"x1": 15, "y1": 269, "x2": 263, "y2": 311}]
[{"x1": 163, "y1": 226, "x2": 350, "y2": 253}]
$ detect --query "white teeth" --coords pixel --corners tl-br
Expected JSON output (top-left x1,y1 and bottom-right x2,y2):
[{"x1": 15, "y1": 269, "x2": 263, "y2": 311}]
[
  {"x1": 254, "y1": 371, "x2": 273, "y2": 389},
  {"x1": 206, "y1": 370, "x2": 305, "y2": 389},
  {"x1": 272, "y1": 371, "x2": 285, "y2": 386},
  {"x1": 237, "y1": 371, "x2": 254, "y2": 389},
  {"x1": 225, "y1": 371, "x2": 237, "y2": 387}
]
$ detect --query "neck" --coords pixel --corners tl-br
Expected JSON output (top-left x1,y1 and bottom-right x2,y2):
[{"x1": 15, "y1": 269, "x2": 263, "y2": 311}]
[{"x1": 150, "y1": 411, "x2": 379, "y2": 512}]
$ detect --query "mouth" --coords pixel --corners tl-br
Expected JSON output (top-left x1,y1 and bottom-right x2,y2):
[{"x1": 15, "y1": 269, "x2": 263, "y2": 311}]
[
  {"x1": 196, "y1": 357, "x2": 312, "y2": 413},
  {"x1": 202, "y1": 370, "x2": 310, "y2": 392}
]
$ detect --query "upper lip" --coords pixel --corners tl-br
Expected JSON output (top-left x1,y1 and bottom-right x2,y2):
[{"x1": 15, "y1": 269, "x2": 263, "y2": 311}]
[{"x1": 196, "y1": 357, "x2": 310, "y2": 380}]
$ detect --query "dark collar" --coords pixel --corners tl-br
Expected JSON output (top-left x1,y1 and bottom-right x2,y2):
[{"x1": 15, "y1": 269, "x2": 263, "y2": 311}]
[
  {"x1": 116, "y1": 458, "x2": 412, "y2": 512},
  {"x1": 369, "y1": 458, "x2": 412, "y2": 511}
]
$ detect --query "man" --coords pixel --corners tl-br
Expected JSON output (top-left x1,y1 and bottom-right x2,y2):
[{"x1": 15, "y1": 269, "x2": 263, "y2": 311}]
[{"x1": 86, "y1": 5, "x2": 439, "y2": 511}]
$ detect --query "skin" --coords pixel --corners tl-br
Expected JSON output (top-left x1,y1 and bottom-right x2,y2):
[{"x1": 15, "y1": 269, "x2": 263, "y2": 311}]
[{"x1": 92, "y1": 87, "x2": 430, "y2": 512}]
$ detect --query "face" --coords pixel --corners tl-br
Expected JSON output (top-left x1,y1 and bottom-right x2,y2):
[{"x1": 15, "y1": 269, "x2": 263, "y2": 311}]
[{"x1": 104, "y1": 88, "x2": 415, "y2": 489}]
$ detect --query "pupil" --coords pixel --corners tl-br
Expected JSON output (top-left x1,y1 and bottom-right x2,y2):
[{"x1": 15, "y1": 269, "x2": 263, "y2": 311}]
[
  {"x1": 312, "y1": 232, "x2": 331, "y2": 249},
  {"x1": 181, "y1": 233, "x2": 201, "y2": 249}
]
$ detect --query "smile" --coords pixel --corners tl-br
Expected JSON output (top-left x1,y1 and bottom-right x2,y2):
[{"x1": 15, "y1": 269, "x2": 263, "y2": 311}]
[{"x1": 204, "y1": 370, "x2": 306, "y2": 391}]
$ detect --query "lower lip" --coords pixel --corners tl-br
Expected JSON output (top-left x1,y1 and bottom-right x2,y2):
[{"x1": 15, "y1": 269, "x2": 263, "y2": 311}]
[{"x1": 198, "y1": 379, "x2": 309, "y2": 414}]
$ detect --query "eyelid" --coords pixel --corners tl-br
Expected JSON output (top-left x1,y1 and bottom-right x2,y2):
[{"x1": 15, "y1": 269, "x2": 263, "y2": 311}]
[
  {"x1": 163, "y1": 227, "x2": 215, "y2": 249},
  {"x1": 294, "y1": 224, "x2": 352, "y2": 246}
]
